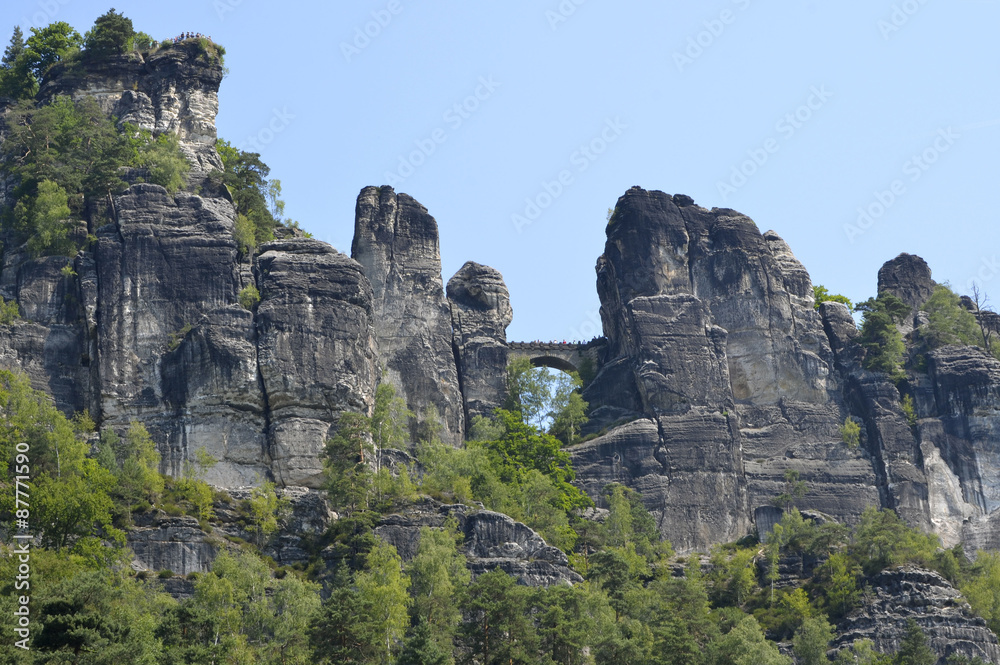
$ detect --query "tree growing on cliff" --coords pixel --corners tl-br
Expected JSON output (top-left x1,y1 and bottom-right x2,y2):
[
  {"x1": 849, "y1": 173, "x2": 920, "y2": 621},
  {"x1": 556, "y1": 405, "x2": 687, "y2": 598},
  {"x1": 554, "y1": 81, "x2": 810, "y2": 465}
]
[
  {"x1": 23, "y1": 22, "x2": 82, "y2": 82},
  {"x1": 814, "y1": 284, "x2": 853, "y2": 310},
  {"x1": 0, "y1": 26, "x2": 37, "y2": 99},
  {"x1": 213, "y1": 139, "x2": 283, "y2": 245},
  {"x1": 855, "y1": 293, "x2": 908, "y2": 380},
  {"x1": 83, "y1": 9, "x2": 135, "y2": 57},
  {"x1": 919, "y1": 284, "x2": 981, "y2": 349}
]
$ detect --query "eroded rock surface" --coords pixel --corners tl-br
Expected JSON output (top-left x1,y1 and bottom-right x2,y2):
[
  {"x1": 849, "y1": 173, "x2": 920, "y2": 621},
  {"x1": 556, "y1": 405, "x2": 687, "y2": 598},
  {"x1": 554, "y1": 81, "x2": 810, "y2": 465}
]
[
  {"x1": 447, "y1": 261, "x2": 513, "y2": 424},
  {"x1": 256, "y1": 239, "x2": 378, "y2": 487},
  {"x1": 353, "y1": 186, "x2": 465, "y2": 445},
  {"x1": 833, "y1": 566, "x2": 1000, "y2": 664},
  {"x1": 374, "y1": 499, "x2": 582, "y2": 587}
]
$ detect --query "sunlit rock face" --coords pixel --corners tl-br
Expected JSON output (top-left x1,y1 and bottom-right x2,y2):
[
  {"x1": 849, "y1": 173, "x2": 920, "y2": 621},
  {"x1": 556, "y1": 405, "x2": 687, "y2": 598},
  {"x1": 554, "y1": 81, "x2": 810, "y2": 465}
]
[{"x1": 353, "y1": 185, "x2": 465, "y2": 446}]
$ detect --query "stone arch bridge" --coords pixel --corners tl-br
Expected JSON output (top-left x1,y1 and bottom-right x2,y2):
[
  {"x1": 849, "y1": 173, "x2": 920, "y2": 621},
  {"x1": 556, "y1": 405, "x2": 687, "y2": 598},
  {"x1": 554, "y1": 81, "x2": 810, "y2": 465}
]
[{"x1": 507, "y1": 339, "x2": 606, "y2": 375}]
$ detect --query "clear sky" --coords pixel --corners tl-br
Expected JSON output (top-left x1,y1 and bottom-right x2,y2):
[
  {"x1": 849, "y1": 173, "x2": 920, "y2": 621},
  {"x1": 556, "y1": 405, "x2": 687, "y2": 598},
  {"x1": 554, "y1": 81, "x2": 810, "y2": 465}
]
[{"x1": 7, "y1": 1, "x2": 1000, "y2": 342}]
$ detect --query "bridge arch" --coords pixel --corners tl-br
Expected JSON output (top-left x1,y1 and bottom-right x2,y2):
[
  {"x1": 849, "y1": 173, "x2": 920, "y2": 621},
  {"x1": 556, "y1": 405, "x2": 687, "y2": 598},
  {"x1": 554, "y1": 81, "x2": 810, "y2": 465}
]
[
  {"x1": 528, "y1": 355, "x2": 579, "y2": 374},
  {"x1": 506, "y1": 340, "x2": 607, "y2": 378}
]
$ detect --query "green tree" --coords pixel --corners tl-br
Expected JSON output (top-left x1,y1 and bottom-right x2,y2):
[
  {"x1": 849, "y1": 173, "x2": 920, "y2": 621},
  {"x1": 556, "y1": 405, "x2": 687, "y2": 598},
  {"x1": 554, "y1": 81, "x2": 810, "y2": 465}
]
[
  {"x1": 707, "y1": 615, "x2": 792, "y2": 665},
  {"x1": 535, "y1": 582, "x2": 612, "y2": 665},
  {"x1": 840, "y1": 416, "x2": 861, "y2": 450},
  {"x1": 855, "y1": 293, "x2": 908, "y2": 380},
  {"x1": 4, "y1": 96, "x2": 131, "y2": 211},
  {"x1": 187, "y1": 549, "x2": 320, "y2": 662},
  {"x1": 22, "y1": 179, "x2": 74, "y2": 256},
  {"x1": 371, "y1": 382, "x2": 412, "y2": 457},
  {"x1": 324, "y1": 412, "x2": 375, "y2": 514},
  {"x1": 459, "y1": 569, "x2": 538, "y2": 665},
  {"x1": 310, "y1": 574, "x2": 383, "y2": 664},
  {"x1": 407, "y1": 521, "x2": 470, "y2": 651},
  {"x1": 173, "y1": 449, "x2": 216, "y2": 522},
  {"x1": 850, "y1": 507, "x2": 939, "y2": 575},
  {"x1": 83, "y1": 9, "x2": 135, "y2": 57},
  {"x1": 817, "y1": 552, "x2": 861, "y2": 619},
  {"x1": 920, "y1": 284, "x2": 981, "y2": 349},
  {"x1": 32, "y1": 568, "x2": 170, "y2": 663},
  {"x1": 213, "y1": 139, "x2": 281, "y2": 243},
  {"x1": 97, "y1": 421, "x2": 163, "y2": 523},
  {"x1": 233, "y1": 213, "x2": 257, "y2": 256},
  {"x1": 894, "y1": 619, "x2": 936, "y2": 665},
  {"x1": 793, "y1": 616, "x2": 834, "y2": 665},
  {"x1": 961, "y1": 551, "x2": 1000, "y2": 635},
  {"x1": 33, "y1": 459, "x2": 121, "y2": 552},
  {"x1": 245, "y1": 480, "x2": 288, "y2": 546},
  {"x1": 478, "y1": 408, "x2": 590, "y2": 512},
  {"x1": 833, "y1": 639, "x2": 890, "y2": 665},
  {"x1": 708, "y1": 546, "x2": 758, "y2": 607},
  {"x1": 237, "y1": 283, "x2": 260, "y2": 310},
  {"x1": 504, "y1": 356, "x2": 550, "y2": 427},
  {"x1": 397, "y1": 619, "x2": 453, "y2": 665},
  {"x1": 0, "y1": 26, "x2": 37, "y2": 100},
  {"x1": 135, "y1": 130, "x2": 189, "y2": 193},
  {"x1": 23, "y1": 22, "x2": 82, "y2": 82},
  {"x1": 356, "y1": 541, "x2": 412, "y2": 663},
  {"x1": 814, "y1": 285, "x2": 853, "y2": 310}
]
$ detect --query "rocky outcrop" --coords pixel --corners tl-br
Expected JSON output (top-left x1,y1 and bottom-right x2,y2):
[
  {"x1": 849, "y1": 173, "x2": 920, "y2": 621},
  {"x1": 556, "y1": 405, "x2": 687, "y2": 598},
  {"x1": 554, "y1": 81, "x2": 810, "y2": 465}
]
[
  {"x1": 353, "y1": 186, "x2": 464, "y2": 445},
  {"x1": 128, "y1": 485, "x2": 335, "y2": 577},
  {"x1": 447, "y1": 261, "x2": 513, "y2": 424},
  {"x1": 833, "y1": 566, "x2": 1000, "y2": 664},
  {"x1": 40, "y1": 42, "x2": 225, "y2": 183},
  {"x1": 374, "y1": 499, "x2": 582, "y2": 587},
  {"x1": 571, "y1": 415, "x2": 749, "y2": 553},
  {"x1": 877, "y1": 253, "x2": 936, "y2": 311},
  {"x1": 576, "y1": 187, "x2": 872, "y2": 550},
  {"x1": 96, "y1": 184, "x2": 269, "y2": 487},
  {"x1": 922, "y1": 345, "x2": 1000, "y2": 547},
  {"x1": 128, "y1": 513, "x2": 216, "y2": 577},
  {"x1": 256, "y1": 239, "x2": 378, "y2": 488}
]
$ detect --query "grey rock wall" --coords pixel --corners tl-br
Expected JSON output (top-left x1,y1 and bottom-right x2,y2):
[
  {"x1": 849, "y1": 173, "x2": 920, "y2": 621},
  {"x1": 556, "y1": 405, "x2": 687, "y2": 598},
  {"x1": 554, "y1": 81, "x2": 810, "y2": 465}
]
[
  {"x1": 447, "y1": 261, "x2": 513, "y2": 424},
  {"x1": 353, "y1": 186, "x2": 465, "y2": 445}
]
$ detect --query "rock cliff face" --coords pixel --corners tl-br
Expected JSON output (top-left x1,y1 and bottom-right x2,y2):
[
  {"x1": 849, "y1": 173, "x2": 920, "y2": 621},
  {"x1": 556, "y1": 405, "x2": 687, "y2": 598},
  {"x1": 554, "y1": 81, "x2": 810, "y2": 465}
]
[
  {"x1": 834, "y1": 566, "x2": 1000, "y2": 664},
  {"x1": 0, "y1": 46, "x2": 379, "y2": 489},
  {"x1": 447, "y1": 261, "x2": 513, "y2": 424},
  {"x1": 2, "y1": 40, "x2": 1000, "y2": 626},
  {"x1": 373, "y1": 499, "x2": 582, "y2": 587},
  {"x1": 573, "y1": 187, "x2": 878, "y2": 551},
  {"x1": 39, "y1": 42, "x2": 224, "y2": 183},
  {"x1": 352, "y1": 186, "x2": 465, "y2": 445},
  {"x1": 256, "y1": 239, "x2": 378, "y2": 487}
]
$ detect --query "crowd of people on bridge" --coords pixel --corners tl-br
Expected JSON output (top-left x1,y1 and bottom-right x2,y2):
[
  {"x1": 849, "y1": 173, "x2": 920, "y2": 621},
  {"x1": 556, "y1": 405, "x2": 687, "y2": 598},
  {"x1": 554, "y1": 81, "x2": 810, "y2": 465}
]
[
  {"x1": 523, "y1": 336, "x2": 602, "y2": 345},
  {"x1": 168, "y1": 32, "x2": 212, "y2": 44}
]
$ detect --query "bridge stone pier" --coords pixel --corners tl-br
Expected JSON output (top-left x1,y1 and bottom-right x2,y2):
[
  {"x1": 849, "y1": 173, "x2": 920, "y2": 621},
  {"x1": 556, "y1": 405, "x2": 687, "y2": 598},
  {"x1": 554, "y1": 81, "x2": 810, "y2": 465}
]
[{"x1": 507, "y1": 339, "x2": 606, "y2": 375}]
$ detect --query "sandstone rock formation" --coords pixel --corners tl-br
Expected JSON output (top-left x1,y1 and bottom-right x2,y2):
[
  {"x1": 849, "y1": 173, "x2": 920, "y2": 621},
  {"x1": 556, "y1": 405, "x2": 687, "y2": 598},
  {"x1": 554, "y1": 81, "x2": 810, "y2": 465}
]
[
  {"x1": 573, "y1": 187, "x2": 879, "y2": 551},
  {"x1": 833, "y1": 566, "x2": 1000, "y2": 664},
  {"x1": 39, "y1": 42, "x2": 225, "y2": 183},
  {"x1": 373, "y1": 499, "x2": 582, "y2": 587},
  {"x1": 256, "y1": 239, "x2": 379, "y2": 487},
  {"x1": 352, "y1": 186, "x2": 465, "y2": 445},
  {"x1": 447, "y1": 261, "x2": 513, "y2": 424}
]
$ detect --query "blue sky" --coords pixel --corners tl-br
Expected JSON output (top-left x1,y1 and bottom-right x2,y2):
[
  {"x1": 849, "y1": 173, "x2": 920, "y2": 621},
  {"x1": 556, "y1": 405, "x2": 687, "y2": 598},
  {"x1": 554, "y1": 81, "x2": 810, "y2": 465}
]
[{"x1": 7, "y1": 1, "x2": 1000, "y2": 342}]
